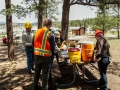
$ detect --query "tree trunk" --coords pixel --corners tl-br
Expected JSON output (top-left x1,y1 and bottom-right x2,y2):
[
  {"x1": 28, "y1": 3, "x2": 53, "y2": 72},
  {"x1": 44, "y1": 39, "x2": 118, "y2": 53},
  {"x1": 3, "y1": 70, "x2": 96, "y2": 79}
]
[
  {"x1": 61, "y1": 0, "x2": 70, "y2": 40},
  {"x1": 5, "y1": 0, "x2": 14, "y2": 61},
  {"x1": 103, "y1": 6, "x2": 105, "y2": 33},
  {"x1": 117, "y1": 4, "x2": 120, "y2": 39},
  {"x1": 38, "y1": 0, "x2": 43, "y2": 28}
]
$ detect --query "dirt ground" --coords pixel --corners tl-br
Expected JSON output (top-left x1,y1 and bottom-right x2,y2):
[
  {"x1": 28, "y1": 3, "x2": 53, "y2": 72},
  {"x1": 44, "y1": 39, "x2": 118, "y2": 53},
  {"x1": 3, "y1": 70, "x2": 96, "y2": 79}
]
[{"x1": 0, "y1": 36, "x2": 120, "y2": 90}]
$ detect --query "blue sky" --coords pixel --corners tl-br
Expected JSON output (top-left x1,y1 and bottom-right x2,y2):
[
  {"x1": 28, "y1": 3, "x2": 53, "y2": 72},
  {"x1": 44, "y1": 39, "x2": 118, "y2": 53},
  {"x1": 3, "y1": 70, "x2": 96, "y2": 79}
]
[{"x1": 0, "y1": 0, "x2": 98, "y2": 23}]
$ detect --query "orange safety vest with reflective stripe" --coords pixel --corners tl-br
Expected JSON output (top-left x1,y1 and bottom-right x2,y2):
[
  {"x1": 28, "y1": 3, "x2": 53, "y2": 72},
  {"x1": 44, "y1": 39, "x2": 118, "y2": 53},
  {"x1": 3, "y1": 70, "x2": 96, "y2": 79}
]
[{"x1": 34, "y1": 27, "x2": 52, "y2": 57}]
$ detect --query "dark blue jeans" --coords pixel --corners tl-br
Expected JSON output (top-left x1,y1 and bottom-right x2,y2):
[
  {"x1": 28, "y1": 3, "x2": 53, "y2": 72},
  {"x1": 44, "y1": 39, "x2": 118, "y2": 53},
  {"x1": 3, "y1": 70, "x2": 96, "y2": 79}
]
[
  {"x1": 25, "y1": 46, "x2": 34, "y2": 71},
  {"x1": 98, "y1": 57, "x2": 110, "y2": 90},
  {"x1": 49, "y1": 52, "x2": 59, "y2": 81},
  {"x1": 50, "y1": 52, "x2": 59, "y2": 69},
  {"x1": 50, "y1": 54, "x2": 54, "y2": 69}
]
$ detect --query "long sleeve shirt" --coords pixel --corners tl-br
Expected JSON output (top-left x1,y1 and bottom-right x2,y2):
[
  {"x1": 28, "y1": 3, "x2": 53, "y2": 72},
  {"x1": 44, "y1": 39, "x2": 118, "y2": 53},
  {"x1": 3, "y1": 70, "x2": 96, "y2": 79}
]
[
  {"x1": 22, "y1": 31, "x2": 33, "y2": 47},
  {"x1": 94, "y1": 37, "x2": 110, "y2": 59},
  {"x1": 49, "y1": 33, "x2": 55, "y2": 55}
]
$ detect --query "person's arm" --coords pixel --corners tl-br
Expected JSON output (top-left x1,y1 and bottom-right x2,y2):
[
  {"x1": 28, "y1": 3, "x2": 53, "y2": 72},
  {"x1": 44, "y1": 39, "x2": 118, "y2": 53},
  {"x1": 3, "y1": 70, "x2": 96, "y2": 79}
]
[
  {"x1": 22, "y1": 33, "x2": 32, "y2": 46},
  {"x1": 60, "y1": 36, "x2": 64, "y2": 43},
  {"x1": 55, "y1": 43, "x2": 60, "y2": 51},
  {"x1": 49, "y1": 33, "x2": 55, "y2": 55},
  {"x1": 95, "y1": 38, "x2": 104, "y2": 59}
]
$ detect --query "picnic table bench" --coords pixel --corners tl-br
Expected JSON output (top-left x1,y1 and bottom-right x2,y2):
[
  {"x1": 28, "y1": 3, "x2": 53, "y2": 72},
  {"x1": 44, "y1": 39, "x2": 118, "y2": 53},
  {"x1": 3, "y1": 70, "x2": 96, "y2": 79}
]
[
  {"x1": 81, "y1": 62, "x2": 99, "y2": 83},
  {"x1": 51, "y1": 51, "x2": 99, "y2": 87},
  {"x1": 90, "y1": 62, "x2": 99, "y2": 70}
]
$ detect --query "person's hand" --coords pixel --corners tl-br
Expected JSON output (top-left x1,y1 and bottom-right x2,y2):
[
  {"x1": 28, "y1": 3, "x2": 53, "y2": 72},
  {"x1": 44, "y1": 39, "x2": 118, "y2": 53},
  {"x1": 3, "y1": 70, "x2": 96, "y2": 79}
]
[
  {"x1": 25, "y1": 43, "x2": 32, "y2": 46},
  {"x1": 57, "y1": 48, "x2": 60, "y2": 52},
  {"x1": 94, "y1": 57, "x2": 101, "y2": 62}
]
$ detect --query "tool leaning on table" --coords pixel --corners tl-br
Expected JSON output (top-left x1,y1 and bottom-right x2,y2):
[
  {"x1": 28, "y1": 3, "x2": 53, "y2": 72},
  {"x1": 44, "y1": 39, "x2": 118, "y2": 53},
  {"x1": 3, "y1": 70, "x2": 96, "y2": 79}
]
[{"x1": 51, "y1": 41, "x2": 99, "y2": 87}]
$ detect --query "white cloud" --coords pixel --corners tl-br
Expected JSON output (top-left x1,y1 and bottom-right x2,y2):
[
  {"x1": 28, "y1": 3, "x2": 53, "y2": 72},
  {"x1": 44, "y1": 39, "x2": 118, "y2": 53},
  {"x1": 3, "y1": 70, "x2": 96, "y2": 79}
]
[{"x1": 69, "y1": 5, "x2": 97, "y2": 20}]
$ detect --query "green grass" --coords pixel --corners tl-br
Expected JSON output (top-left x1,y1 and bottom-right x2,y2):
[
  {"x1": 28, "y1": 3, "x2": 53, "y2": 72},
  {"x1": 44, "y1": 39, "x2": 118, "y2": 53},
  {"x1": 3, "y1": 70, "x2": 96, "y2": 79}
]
[
  {"x1": 0, "y1": 35, "x2": 6, "y2": 38},
  {"x1": 106, "y1": 38, "x2": 120, "y2": 61},
  {"x1": 107, "y1": 31, "x2": 119, "y2": 35}
]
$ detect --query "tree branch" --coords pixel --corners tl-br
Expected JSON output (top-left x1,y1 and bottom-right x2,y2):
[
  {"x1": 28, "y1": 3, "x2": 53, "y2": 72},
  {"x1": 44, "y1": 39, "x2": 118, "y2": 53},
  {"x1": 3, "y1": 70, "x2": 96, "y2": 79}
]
[
  {"x1": 64, "y1": 0, "x2": 98, "y2": 13},
  {"x1": 70, "y1": 0, "x2": 97, "y2": 7},
  {"x1": 33, "y1": 0, "x2": 38, "y2": 9},
  {"x1": 70, "y1": 0, "x2": 76, "y2": 4}
]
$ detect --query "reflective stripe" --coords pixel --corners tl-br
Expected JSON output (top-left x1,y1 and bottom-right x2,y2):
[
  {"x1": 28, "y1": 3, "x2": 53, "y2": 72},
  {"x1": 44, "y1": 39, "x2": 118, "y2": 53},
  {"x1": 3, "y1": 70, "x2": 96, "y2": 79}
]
[
  {"x1": 34, "y1": 48, "x2": 51, "y2": 54},
  {"x1": 42, "y1": 30, "x2": 49, "y2": 49},
  {"x1": 34, "y1": 51, "x2": 51, "y2": 56},
  {"x1": 40, "y1": 53, "x2": 44, "y2": 56}
]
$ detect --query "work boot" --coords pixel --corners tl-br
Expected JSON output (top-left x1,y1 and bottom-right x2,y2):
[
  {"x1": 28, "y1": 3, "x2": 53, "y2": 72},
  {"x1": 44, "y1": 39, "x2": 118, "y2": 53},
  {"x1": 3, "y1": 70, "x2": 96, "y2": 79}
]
[
  {"x1": 28, "y1": 70, "x2": 34, "y2": 74},
  {"x1": 32, "y1": 67, "x2": 35, "y2": 71}
]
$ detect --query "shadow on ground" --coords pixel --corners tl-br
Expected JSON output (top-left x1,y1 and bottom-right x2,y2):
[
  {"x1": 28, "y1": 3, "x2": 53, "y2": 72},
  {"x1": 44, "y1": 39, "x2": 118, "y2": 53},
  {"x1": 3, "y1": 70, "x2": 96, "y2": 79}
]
[
  {"x1": 108, "y1": 62, "x2": 120, "y2": 77},
  {"x1": 0, "y1": 41, "x2": 120, "y2": 90},
  {"x1": 50, "y1": 64, "x2": 100, "y2": 90},
  {"x1": 0, "y1": 44, "x2": 25, "y2": 63},
  {"x1": 0, "y1": 62, "x2": 100, "y2": 90}
]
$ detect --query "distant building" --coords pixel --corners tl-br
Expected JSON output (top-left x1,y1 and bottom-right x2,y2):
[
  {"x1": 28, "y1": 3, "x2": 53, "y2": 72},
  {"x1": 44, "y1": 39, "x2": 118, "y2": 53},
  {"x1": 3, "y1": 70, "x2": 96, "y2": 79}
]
[{"x1": 70, "y1": 27, "x2": 85, "y2": 36}]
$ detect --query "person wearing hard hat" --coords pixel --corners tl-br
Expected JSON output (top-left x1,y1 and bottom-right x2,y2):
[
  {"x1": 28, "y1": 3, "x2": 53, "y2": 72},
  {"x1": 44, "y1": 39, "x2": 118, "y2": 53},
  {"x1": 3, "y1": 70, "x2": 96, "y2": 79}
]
[
  {"x1": 22, "y1": 22, "x2": 34, "y2": 74},
  {"x1": 33, "y1": 19, "x2": 55, "y2": 90},
  {"x1": 94, "y1": 29, "x2": 110, "y2": 90}
]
